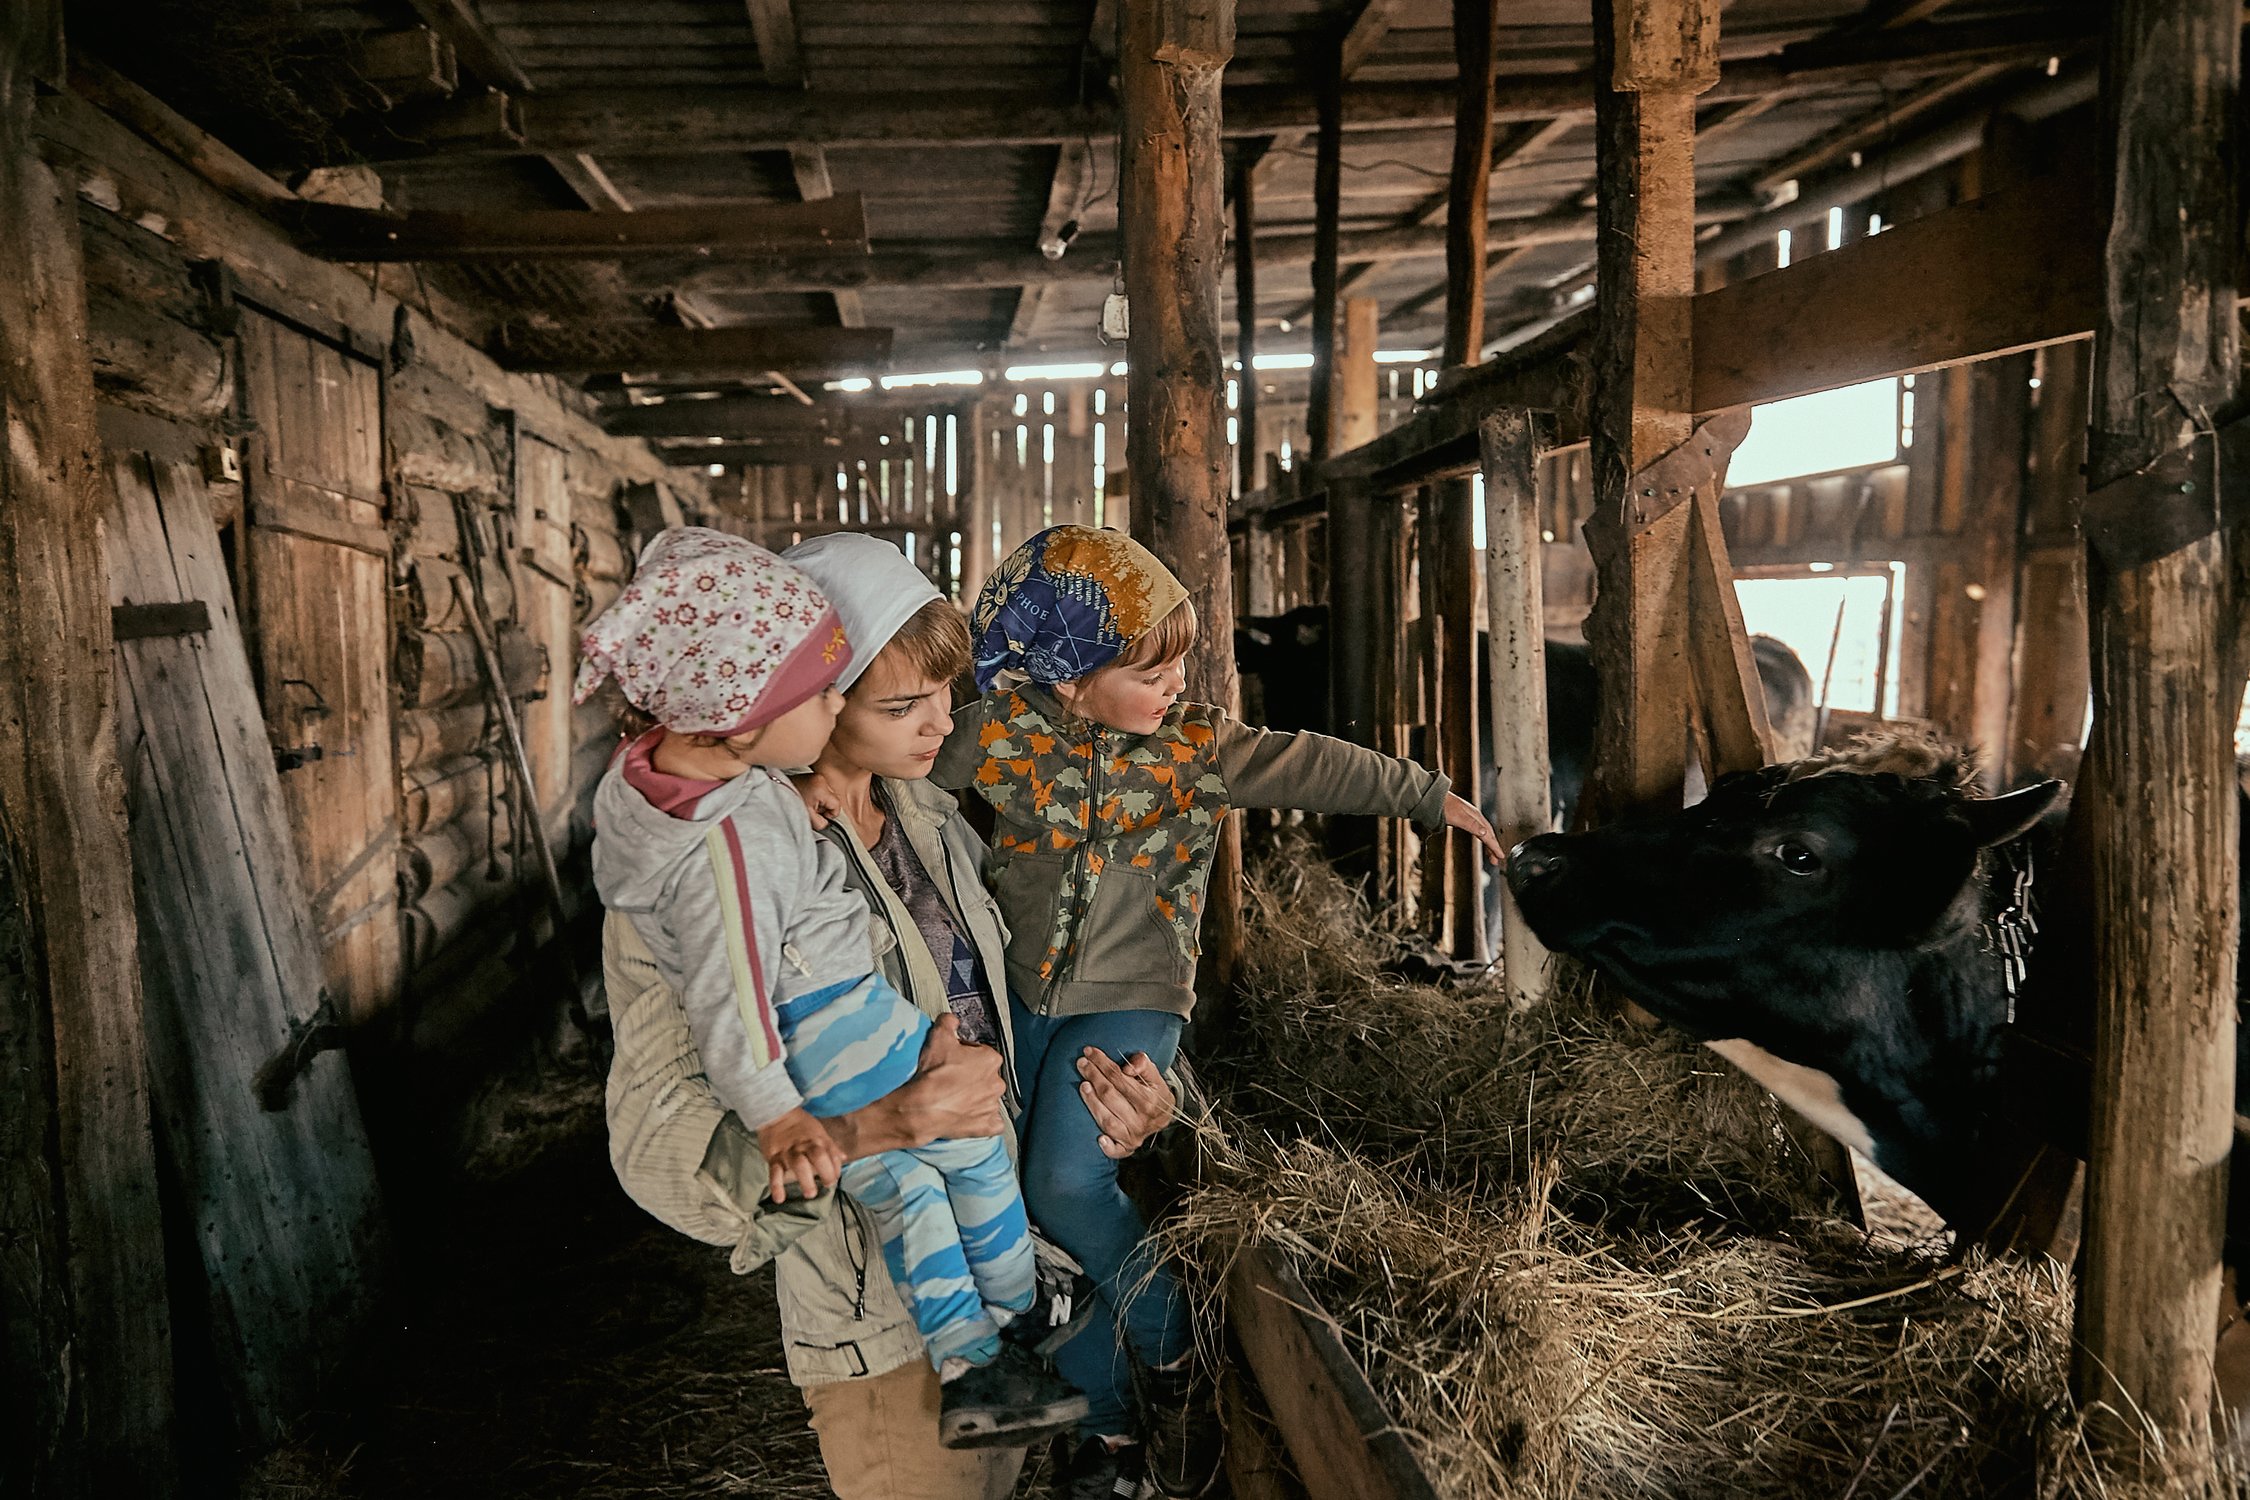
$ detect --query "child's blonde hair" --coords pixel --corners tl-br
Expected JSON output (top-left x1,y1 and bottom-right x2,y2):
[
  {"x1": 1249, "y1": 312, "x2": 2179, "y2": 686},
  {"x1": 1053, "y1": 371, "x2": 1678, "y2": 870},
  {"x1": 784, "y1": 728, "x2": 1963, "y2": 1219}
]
[{"x1": 1109, "y1": 597, "x2": 1198, "y2": 672}]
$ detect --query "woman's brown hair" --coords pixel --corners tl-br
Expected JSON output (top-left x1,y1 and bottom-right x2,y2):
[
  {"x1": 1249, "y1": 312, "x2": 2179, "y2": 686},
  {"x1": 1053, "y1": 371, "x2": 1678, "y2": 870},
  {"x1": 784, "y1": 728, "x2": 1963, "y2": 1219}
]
[
  {"x1": 860, "y1": 597, "x2": 973, "y2": 691},
  {"x1": 1111, "y1": 596, "x2": 1199, "y2": 671}
]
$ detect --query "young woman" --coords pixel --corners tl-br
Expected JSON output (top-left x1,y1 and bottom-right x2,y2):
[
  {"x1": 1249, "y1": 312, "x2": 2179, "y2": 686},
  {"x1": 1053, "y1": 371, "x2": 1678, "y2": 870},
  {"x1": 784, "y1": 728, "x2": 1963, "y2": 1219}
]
[{"x1": 785, "y1": 532, "x2": 1176, "y2": 1500}]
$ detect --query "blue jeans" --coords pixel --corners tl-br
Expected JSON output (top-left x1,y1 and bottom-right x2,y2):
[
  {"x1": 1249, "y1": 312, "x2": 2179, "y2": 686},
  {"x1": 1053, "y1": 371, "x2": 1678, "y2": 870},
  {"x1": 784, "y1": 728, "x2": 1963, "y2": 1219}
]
[{"x1": 1010, "y1": 999, "x2": 1193, "y2": 1423}]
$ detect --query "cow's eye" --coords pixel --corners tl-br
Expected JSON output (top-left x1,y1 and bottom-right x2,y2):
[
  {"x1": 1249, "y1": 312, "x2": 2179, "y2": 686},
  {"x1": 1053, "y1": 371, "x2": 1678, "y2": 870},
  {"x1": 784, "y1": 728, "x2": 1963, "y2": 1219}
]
[{"x1": 1774, "y1": 840, "x2": 1822, "y2": 874}]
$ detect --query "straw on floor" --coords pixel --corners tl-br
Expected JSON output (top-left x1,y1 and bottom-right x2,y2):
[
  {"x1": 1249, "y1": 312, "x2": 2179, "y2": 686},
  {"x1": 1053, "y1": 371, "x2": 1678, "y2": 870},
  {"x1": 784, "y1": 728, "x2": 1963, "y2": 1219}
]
[{"x1": 1163, "y1": 835, "x2": 2243, "y2": 1499}]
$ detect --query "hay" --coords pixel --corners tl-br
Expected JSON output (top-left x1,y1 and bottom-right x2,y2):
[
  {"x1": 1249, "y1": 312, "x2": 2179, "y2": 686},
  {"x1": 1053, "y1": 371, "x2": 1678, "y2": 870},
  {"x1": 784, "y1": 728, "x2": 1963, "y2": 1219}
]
[{"x1": 1164, "y1": 836, "x2": 2245, "y2": 1499}]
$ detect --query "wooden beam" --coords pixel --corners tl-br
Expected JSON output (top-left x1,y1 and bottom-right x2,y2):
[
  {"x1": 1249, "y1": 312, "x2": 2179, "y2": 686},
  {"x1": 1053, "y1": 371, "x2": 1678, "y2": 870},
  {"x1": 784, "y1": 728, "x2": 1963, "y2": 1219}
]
[
  {"x1": 1436, "y1": 0, "x2": 1502, "y2": 958},
  {"x1": 404, "y1": 0, "x2": 531, "y2": 93},
  {"x1": 1307, "y1": 50, "x2": 1343, "y2": 461},
  {"x1": 661, "y1": 440, "x2": 894, "y2": 467},
  {"x1": 1481, "y1": 408, "x2": 1555, "y2": 1006},
  {"x1": 643, "y1": 207, "x2": 1646, "y2": 299},
  {"x1": 288, "y1": 196, "x2": 869, "y2": 261},
  {"x1": 1120, "y1": 0, "x2": 1243, "y2": 998},
  {"x1": 494, "y1": 323, "x2": 893, "y2": 377},
  {"x1": 1444, "y1": 0, "x2": 1500, "y2": 367},
  {"x1": 1, "y1": 6, "x2": 174, "y2": 1490},
  {"x1": 1234, "y1": 159, "x2": 1260, "y2": 498},
  {"x1": 601, "y1": 394, "x2": 859, "y2": 439},
  {"x1": 1692, "y1": 169, "x2": 2103, "y2": 412},
  {"x1": 1338, "y1": 0, "x2": 1412, "y2": 75},
  {"x1": 789, "y1": 147, "x2": 866, "y2": 329},
  {"x1": 1581, "y1": 0, "x2": 1720, "y2": 819},
  {"x1": 2073, "y1": 0, "x2": 2241, "y2": 1445},
  {"x1": 1748, "y1": 59, "x2": 2014, "y2": 196},
  {"x1": 748, "y1": 0, "x2": 805, "y2": 86},
  {"x1": 67, "y1": 54, "x2": 294, "y2": 209},
  {"x1": 375, "y1": 27, "x2": 2078, "y2": 158},
  {"x1": 545, "y1": 151, "x2": 631, "y2": 211}
]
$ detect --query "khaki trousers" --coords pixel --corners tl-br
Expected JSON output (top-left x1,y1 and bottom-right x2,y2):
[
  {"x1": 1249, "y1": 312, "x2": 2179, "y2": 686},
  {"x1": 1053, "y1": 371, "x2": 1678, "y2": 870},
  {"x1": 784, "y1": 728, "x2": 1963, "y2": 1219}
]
[{"x1": 803, "y1": 1358, "x2": 1027, "y2": 1500}]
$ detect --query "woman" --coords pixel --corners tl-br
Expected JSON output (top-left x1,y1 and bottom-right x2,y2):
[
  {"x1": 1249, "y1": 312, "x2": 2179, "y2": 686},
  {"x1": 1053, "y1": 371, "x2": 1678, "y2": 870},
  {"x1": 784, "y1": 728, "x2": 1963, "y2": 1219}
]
[{"x1": 601, "y1": 532, "x2": 1173, "y2": 1500}]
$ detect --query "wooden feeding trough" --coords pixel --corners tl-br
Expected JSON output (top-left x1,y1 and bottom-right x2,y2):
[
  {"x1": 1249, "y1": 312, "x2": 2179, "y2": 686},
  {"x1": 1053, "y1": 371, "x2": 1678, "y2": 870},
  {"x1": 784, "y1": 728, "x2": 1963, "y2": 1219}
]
[{"x1": 1223, "y1": 1245, "x2": 1443, "y2": 1500}]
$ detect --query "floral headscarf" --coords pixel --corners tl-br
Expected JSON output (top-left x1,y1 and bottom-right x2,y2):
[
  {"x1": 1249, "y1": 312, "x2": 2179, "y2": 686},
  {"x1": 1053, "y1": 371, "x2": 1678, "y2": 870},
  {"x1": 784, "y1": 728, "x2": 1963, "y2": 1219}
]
[
  {"x1": 969, "y1": 526, "x2": 1189, "y2": 692},
  {"x1": 573, "y1": 526, "x2": 850, "y2": 736}
]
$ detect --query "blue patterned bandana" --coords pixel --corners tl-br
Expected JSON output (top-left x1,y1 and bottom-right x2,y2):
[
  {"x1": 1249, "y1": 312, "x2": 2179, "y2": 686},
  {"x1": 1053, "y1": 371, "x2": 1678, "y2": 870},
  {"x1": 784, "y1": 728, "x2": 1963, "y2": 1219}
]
[{"x1": 969, "y1": 526, "x2": 1190, "y2": 692}]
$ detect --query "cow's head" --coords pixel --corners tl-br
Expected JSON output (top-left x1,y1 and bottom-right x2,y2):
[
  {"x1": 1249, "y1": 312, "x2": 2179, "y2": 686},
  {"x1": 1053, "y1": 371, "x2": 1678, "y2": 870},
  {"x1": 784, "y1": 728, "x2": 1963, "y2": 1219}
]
[{"x1": 1506, "y1": 735, "x2": 2063, "y2": 1221}]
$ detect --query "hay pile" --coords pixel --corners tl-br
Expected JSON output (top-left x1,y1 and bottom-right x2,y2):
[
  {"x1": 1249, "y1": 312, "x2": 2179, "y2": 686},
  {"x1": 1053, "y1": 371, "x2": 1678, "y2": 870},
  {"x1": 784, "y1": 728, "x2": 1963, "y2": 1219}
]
[{"x1": 1166, "y1": 838, "x2": 2244, "y2": 1499}]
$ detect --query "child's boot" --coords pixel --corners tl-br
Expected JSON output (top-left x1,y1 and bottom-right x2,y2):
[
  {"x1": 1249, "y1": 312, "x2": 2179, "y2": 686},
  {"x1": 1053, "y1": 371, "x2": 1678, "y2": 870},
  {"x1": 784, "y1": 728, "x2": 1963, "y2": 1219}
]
[
  {"x1": 938, "y1": 1344, "x2": 1092, "y2": 1450},
  {"x1": 1129, "y1": 1352, "x2": 1223, "y2": 1498}
]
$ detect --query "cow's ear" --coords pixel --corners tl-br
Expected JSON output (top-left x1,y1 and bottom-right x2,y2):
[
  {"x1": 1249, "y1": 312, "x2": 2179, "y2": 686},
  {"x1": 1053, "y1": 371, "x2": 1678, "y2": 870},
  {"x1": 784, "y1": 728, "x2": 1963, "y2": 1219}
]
[{"x1": 1959, "y1": 779, "x2": 2066, "y2": 848}]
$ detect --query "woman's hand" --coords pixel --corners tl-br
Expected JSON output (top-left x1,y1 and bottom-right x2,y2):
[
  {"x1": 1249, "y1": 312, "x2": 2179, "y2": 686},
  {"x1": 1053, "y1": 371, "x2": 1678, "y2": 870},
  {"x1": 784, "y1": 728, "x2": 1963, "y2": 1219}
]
[
  {"x1": 1442, "y1": 792, "x2": 1508, "y2": 864},
  {"x1": 822, "y1": 1016, "x2": 1007, "y2": 1159},
  {"x1": 756, "y1": 1105, "x2": 847, "y2": 1204},
  {"x1": 1078, "y1": 1047, "x2": 1177, "y2": 1160}
]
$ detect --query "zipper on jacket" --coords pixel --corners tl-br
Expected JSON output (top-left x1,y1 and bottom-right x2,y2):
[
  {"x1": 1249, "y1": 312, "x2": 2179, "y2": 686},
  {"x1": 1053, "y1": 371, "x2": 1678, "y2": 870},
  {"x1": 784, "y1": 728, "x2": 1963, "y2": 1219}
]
[{"x1": 1039, "y1": 723, "x2": 1106, "y2": 1016}]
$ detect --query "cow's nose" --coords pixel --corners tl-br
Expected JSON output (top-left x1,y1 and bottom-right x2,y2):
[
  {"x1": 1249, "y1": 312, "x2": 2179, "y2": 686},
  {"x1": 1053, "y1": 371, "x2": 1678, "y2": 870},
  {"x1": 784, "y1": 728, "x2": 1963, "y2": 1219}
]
[{"x1": 1508, "y1": 838, "x2": 1568, "y2": 886}]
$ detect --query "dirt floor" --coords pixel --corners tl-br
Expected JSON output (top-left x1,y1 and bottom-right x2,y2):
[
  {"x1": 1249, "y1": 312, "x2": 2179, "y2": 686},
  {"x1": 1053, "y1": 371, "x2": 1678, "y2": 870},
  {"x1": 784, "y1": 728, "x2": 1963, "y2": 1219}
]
[{"x1": 240, "y1": 1059, "x2": 1059, "y2": 1500}]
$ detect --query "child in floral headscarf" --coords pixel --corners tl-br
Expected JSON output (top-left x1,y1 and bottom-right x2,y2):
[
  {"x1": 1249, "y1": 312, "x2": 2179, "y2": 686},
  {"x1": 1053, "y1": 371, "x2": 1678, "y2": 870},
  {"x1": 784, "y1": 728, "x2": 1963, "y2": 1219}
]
[
  {"x1": 936, "y1": 525, "x2": 1503, "y2": 1495},
  {"x1": 580, "y1": 527, "x2": 1089, "y2": 1450}
]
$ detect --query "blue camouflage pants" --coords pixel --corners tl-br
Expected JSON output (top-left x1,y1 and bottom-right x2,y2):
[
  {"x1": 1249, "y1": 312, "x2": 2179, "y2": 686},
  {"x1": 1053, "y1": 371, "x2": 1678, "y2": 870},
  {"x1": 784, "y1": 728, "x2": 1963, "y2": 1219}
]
[{"x1": 781, "y1": 975, "x2": 1035, "y2": 1369}]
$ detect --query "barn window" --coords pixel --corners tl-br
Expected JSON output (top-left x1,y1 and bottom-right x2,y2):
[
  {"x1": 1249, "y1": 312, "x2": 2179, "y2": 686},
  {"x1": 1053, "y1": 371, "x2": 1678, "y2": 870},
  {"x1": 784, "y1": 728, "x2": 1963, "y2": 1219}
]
[
  {"x1": 1728, "y1": 378, "x2": 1902, "y2": 487},
  {"x1": 1733, "y1": 563, "x2": 1905, "y2": 719}
]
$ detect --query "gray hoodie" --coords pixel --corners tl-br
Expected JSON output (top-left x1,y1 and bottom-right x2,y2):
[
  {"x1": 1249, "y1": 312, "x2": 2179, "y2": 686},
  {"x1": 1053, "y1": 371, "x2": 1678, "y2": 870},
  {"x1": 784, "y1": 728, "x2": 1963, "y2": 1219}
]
[{"x1": 591, "y1": 753, "x2": 875, "y2": 1132}]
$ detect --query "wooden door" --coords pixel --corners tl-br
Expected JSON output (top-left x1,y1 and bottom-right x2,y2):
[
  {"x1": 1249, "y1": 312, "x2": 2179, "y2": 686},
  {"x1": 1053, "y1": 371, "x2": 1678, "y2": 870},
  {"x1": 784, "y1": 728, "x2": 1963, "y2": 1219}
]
[
  {"x1": 513, "y1": 426, "x2": 575, "y2": 844},
  {"x1": 106, "y1": 443, "x2": 383, "y2": 1441},
  {"x1": 238, "y1": 306, "x2": 401, "y2": 1026}
]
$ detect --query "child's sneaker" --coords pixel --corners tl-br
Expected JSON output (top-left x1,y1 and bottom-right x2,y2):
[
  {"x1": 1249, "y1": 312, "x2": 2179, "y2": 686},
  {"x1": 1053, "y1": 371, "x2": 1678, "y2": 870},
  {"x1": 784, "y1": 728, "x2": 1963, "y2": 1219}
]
[
  {"x1": 1052, "y1": 1435, "x2": 1149, "y2": 1500},
  {"x1": 1129, "y1": 1354, "x2": 1223, "y2": 1498},
  {"x1": 938, "y1": 1343, "x2": 1093, "y2": 1450}
]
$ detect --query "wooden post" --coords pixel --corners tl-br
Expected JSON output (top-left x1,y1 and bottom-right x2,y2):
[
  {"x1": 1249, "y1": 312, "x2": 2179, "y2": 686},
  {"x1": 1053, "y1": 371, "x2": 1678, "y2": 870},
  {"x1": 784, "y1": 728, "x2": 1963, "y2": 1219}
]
[
  {"x1": 0, "y1": 5, "x2": 176, "y2": 1492},
  {"x1": 1120, "y1": 0, "x2": 1243, "y2": 998},
  {"x1": 1326, "y1": 473, "x2": 1381, "y2": 878},
  {"x1": 1432, "y1": 0, "x2": 1500, "y2": 957},
  {"x1": 1334, "y1": 297, "x2": 1379, "y2": 452},
  {"x1": 1234, "y1": 159, "x2": 1261, "y2": 501},
  {"x1": 1306, "y1": 48, "x2": 1342, "y2": 461},
  {"x1": 1482, "y1": 410, "x2": 1553, "y2": 1008},
  {"x1": 2072, "y1": 0, "x2": 2241, "y2": 1444},
  {"x1": 1580, "y1": 0, "x2": 1720, "y2": 820}
]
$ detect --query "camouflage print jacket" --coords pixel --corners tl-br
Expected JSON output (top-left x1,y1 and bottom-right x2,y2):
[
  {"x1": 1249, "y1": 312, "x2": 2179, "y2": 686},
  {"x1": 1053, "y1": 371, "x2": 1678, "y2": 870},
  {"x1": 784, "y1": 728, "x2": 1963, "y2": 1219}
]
[{"x1": 934, "y1": 684, "x2": 1451, "y2": 1020}]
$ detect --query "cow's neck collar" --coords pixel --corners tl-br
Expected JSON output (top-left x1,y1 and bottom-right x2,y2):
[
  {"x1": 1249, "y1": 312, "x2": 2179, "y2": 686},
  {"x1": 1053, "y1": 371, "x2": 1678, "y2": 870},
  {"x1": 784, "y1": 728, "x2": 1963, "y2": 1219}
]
[{"x1": 1975, "y1": 840, "x2": 2038, "y2": 1025}]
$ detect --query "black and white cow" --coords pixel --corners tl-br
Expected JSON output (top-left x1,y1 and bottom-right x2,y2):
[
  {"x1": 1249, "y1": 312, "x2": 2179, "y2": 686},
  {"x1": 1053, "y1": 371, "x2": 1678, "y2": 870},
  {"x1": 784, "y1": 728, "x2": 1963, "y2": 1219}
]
[{"x1": 1505, "y1": 736, "x2": 2066, "y2": 1226}]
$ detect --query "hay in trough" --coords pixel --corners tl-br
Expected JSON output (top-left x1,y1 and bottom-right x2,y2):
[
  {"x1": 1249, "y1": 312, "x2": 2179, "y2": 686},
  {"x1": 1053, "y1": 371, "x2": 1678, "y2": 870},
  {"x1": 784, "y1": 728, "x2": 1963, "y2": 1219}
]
[{"x1": 1164, "y1": 836, "x2": 2245, "y2": 1499}]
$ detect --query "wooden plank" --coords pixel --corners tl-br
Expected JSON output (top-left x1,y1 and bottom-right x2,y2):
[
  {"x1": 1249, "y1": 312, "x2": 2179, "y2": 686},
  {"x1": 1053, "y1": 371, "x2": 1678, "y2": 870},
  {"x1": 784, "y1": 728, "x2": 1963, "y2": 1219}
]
[
  {"x1": 2072, "y1": 0, "x2": 2241, "y2": 1444},
  {"x1": 1226, "y1": 1246, "x2": 1440, "y2": 1500},
  {"x1": 496, "y1": 323, "x2": 893, "y2": 377},
  {"x1": 248, "y1": 491, "x2": 392, "y2": 557},
  {"x1": 2005, "y1": 340, "x2": 2089, "y2": 782},
  {"x1": 1693, "y1": 172, "x2": 2104, "y2": 414},
  {"x1": 1338, "y1": 0, "x2": 1410, "y2": 76},
  {"x1": 1120, "y1": 0, "x2": 1242, "y2": 1001},
  {"x1": 1481, "y1": 410, "x2": 1554, "y2": 1007},
  {"x1": 512, "y1": 433, "x2": 576, "y2": 841},
  {"x1": 105, "y1": 452, "x2": 384, "y2": 1445},
  {"x1": 289, "y1": 196, "x2": 869, "y2": 261},
  {"x1": 0, "y1": 8, "x2": 175, "y2": 1484}
]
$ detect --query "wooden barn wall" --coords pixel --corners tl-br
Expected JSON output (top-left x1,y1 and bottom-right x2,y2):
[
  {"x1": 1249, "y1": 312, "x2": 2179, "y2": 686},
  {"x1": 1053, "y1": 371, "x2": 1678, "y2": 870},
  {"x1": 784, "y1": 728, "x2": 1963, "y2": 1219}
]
[
  {"x1": 727, "y1": 405, "x2": 971, "y2": 596},
  {"x1": 43, "y1": 85, "x2": 706, "y2": 1074},
  {"x1": 1535, "y1": 338, "x2": 2091, "y2": 786}
]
